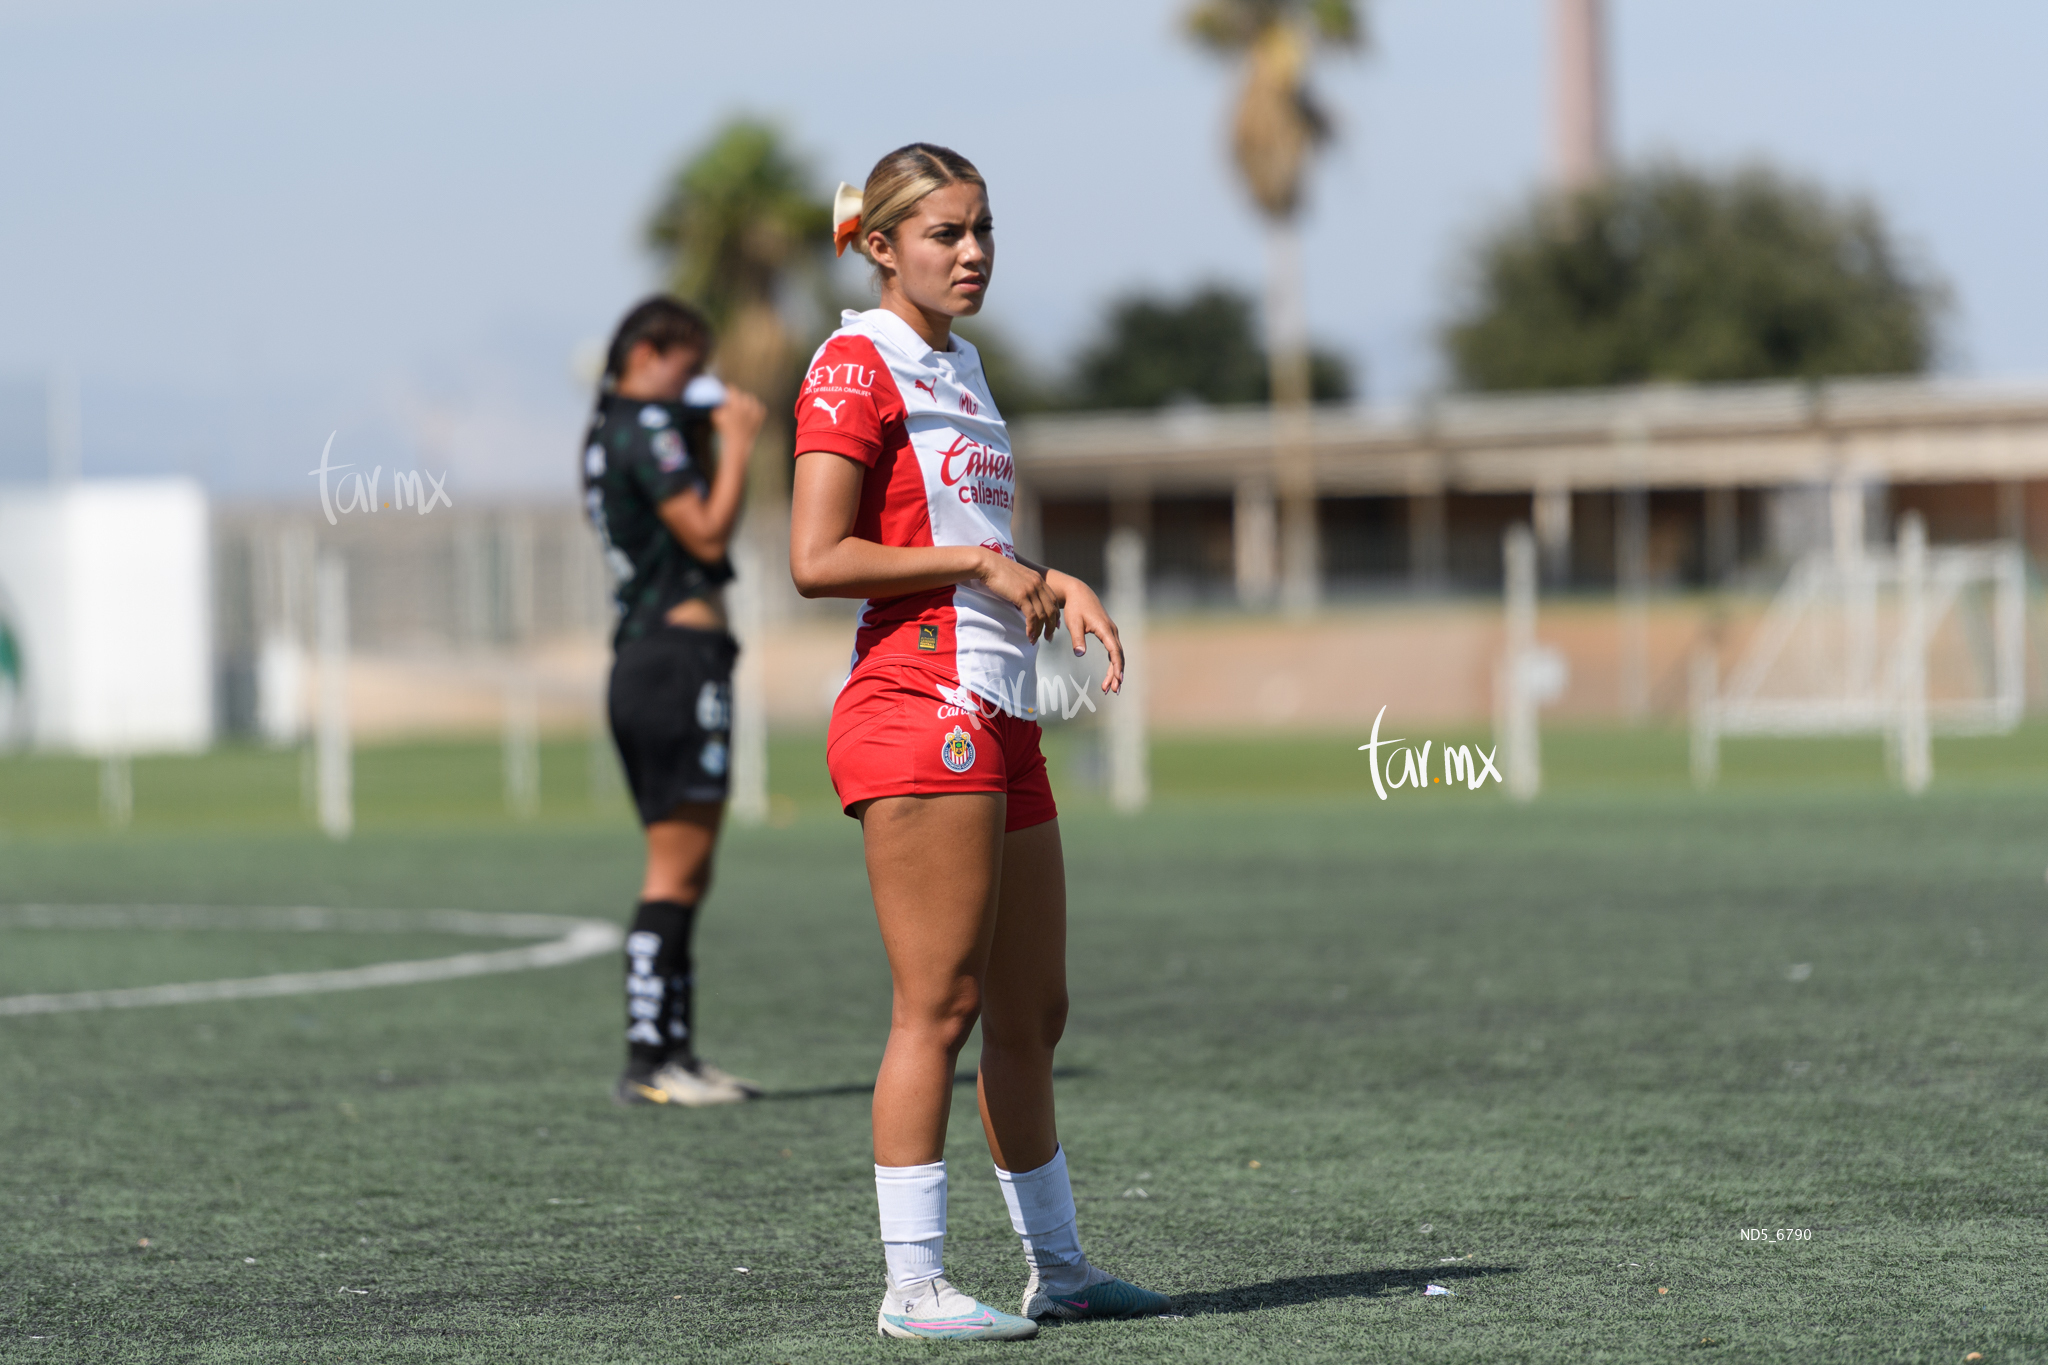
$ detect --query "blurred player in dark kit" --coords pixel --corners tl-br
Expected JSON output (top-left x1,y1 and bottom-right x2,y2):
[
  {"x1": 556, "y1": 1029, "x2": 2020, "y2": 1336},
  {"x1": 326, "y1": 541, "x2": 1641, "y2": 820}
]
[{"x1": 581, "y1": 295, "x2": 764, "y2": 1106}]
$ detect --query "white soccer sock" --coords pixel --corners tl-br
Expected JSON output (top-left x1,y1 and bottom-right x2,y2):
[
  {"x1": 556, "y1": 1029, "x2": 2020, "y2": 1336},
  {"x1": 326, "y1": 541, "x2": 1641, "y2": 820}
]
[
  {"x1": 874, "y1": 1160, "x2": 947, "y2": 1296},
  {"x1": 993, "y1": 1145, "x2": 1086, "y2": 1274}
]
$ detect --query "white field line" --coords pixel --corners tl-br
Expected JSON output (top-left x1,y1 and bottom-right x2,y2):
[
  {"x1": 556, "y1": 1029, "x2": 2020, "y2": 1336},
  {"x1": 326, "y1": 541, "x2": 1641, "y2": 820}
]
[{"x1": 0, "y1": 905, "x2": 621, "y2": 1017}]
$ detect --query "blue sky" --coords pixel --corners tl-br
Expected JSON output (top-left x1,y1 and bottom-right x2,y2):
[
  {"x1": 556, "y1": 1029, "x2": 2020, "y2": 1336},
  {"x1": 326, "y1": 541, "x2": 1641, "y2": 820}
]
[{"x1": 0, "y1": 0, "x2": 2042, "y2": 496}]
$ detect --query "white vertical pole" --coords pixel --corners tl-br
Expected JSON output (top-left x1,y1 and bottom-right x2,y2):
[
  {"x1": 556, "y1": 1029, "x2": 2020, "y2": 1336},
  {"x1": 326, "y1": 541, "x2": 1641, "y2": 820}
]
[
  {"x1": 1501, "y1": 524, "x2": 1540, "y2": 802},
  {"x1": 259, "y1": 524, "x2": 313, "y2": 747},
  {"x1": 727, "y1": 529, "x2": 770, "y2": 826},
  {"x1": 1106, "y1": 527, "x2": 1149, "y2": 813},
  {"x1": 503, "y1": 677, "x2": 540, "y2": 820},
  {"x1": 501, "y1": 515, "x2": 540, "y2": 819},
  {"x1": 1688, "y1": 646, "x2": 1719, "y2": 789},
  {"x1": 1277, "y1": 438, "x2": 1319, "y2": 619},
  {"x1": 316, "y1": 553, "x2": 353, "y2": 839},
  {"x1": 99, "y1": 753, "x2": 132, "y2": 828},
  {"x1": 1896, "y1": 512, "x2": 1931, "y2": 796},
  {"x1": 1993, "y1": 542, "x2": 2026, "y2": 730},
  {"x1": 1835, "y1": 475, "x2": 1876, "y2": 702}
]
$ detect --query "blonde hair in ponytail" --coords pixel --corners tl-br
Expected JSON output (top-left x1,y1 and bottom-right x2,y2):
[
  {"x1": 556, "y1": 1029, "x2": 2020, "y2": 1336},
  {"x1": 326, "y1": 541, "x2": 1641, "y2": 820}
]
[{"x1": 843, "y1": 143, "x2": 986, "y2": 263}]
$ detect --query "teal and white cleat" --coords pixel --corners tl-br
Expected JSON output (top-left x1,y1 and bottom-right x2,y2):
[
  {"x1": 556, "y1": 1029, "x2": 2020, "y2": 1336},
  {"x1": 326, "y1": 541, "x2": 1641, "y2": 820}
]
[
  {"x1": 878, "y1": 1275, "x2": 1039, "y2": 1341},
  {"x1": 1022, "y1": 1262, "x2": 1172, "y2": 1320}
]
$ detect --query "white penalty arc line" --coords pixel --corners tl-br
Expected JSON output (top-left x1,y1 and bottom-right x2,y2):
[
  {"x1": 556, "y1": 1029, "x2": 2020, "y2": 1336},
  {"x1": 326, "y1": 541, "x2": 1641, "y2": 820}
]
[{"x1": 0, "y1": 905, "x2": 622, "y2": 1017}]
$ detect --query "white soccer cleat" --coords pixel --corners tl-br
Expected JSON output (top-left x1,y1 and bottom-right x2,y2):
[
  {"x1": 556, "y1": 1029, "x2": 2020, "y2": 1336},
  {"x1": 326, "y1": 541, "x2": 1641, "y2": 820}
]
[
  {"x1": 689, "y1": 1058, "x2": 763, "y2": 1097},
  {"x1": 1021, "y1": 1260, "x2": 1172, "y2": 1320},
  {"x1": 878, "y1": 1275, "x2": 1038, "y2": 1340},
  {"x1": 648, "y1": 1058, "x2": 750, "y2": 1107}
]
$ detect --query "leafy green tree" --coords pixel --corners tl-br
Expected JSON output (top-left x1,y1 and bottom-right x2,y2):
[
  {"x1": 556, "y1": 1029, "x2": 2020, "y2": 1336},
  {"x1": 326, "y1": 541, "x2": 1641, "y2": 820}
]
[
  {"x1": 1066, "y1": 285, "x2": 1352, "y2": 411},
  {"x1": 1445, "y1": 162, "x2": 1946, "y2": 391}
]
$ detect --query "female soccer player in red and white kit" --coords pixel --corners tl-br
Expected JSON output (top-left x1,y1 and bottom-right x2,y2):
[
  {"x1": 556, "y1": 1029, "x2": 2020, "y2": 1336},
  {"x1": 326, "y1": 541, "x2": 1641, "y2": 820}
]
[{"x1": 789, "y1": 144, "x2": 1171, "y2": 1341}]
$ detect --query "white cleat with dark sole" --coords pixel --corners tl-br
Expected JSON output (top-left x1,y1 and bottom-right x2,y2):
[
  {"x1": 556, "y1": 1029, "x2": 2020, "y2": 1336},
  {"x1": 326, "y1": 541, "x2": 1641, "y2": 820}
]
[
  {"x1": 649, "y1": 1059, "x2": 749, "y2": 1107},
  {"x1": 1022, "y1": 1261, "x2": 1172, "y2": 1320},
  {"x1": 878, "y1": 1275, "x2": 1039, "y2": 1341},
  {"x1": 690, "y1": 1058, "x2": 763, "y2": 1097}
]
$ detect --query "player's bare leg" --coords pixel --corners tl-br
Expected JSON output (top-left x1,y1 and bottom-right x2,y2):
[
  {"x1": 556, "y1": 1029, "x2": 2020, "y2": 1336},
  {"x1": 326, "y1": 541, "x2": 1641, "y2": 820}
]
[
  {"x1": 976, "y1": 818, "x2": 1066, "y2": 1174},
  {"x1": 856, "y1": 791, "x2": 1037, "y2": 1338},
  {"x1": 641, "y1": 802, "x2": 721, "y2": 903},
  {"x1": 860, "y1": 791, "x2": 1006, "y2": 1166},
  {"x1": 861, "y1": 798, "x2": 1163, "y2": 1324},
  {"x1": 980, "y1": 817, "x2": 1167, "y2": 1319}
]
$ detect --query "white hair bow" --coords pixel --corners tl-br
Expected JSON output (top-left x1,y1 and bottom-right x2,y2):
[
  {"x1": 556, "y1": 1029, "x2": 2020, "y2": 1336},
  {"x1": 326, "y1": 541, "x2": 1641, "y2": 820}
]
[{"x1": 832, "y1": 182, "x2": 863, "y2": 258}]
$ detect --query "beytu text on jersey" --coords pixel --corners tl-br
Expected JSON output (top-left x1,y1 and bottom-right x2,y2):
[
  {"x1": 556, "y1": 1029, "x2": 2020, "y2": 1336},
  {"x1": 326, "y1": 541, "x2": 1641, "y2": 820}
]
[{"x1": 807, "y1": 361, "x2": 877, "y2": 392}]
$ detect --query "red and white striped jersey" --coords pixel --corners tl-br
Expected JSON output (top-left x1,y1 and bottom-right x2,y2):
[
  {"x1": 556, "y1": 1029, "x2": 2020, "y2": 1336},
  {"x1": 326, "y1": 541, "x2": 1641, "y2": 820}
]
[{"x1": 794, "y1": 308, "x2": 1038, "y2": 719}]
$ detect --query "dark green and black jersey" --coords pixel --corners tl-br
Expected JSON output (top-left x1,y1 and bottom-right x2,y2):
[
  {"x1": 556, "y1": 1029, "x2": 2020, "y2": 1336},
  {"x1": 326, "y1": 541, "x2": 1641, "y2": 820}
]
[{"x1": 581, "y1": 393, "x2": 734, "y2": 648}]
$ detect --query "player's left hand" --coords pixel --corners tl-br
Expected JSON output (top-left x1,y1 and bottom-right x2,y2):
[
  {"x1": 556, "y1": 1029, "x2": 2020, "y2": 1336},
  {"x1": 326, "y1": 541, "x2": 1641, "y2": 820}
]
[{"x1": 1046, "y1": 571, "x2": 1124, "y2": 695}]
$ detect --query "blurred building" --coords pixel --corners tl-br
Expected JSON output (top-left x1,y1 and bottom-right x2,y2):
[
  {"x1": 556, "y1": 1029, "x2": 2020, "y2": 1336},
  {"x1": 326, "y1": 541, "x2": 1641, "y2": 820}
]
[
  {"x1": 1013, "y1": 377, "x2": 2048, "y2": 608},
  {"x1": 14, "y1": 375, "x2": 2044, "y2": 752}
]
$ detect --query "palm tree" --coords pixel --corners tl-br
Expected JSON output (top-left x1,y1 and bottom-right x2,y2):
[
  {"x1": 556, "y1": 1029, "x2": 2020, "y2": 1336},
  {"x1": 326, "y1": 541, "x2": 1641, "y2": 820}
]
[
  {"x1": 1187, "y1": 0, "x2": 1365, "y2": 609},
  {"x1": 645, "y1": 118, "x2": 831, "y2": 452},
  {"x1": 644, "y1": 120, "x2": 830, "y2": 822}
]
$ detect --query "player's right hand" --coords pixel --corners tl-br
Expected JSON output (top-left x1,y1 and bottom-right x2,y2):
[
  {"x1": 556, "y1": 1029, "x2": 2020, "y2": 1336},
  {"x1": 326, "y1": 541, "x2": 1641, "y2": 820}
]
[
  {"x1": 976, "y1": 550, "x2": 1060, "y2": 644},
  {"x1": 713, "y1": 388, "x2": 766, "y2": 468}
]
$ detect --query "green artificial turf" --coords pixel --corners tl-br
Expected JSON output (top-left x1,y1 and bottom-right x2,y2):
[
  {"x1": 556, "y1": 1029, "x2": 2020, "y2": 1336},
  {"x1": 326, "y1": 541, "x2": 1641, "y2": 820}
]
[
  {"x1": 1, "y1": 736, "x2": 2045, "y2": 1361},
  {"x1": 12, "y1": 719, "x2": 2048, "y2": 837}
]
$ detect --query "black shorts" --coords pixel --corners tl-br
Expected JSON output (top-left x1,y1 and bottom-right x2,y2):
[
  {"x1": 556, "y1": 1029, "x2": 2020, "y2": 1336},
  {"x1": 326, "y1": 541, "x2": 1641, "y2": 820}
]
[{"x1": 607, "y1": 625, "x2": 738, "y2": 825}]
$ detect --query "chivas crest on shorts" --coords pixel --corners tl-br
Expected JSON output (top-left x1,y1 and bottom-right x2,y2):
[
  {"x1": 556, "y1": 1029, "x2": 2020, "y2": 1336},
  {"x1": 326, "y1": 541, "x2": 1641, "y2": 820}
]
[{"x1": 940, "y1": 725, "x2": 976, "y2": 773}]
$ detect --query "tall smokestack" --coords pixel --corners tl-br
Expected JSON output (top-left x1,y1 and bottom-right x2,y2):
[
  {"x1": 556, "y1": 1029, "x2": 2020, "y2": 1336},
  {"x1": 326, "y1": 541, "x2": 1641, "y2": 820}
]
[{"x1": 1552, "y1": 0, "x2": 1608, "y2": 190}]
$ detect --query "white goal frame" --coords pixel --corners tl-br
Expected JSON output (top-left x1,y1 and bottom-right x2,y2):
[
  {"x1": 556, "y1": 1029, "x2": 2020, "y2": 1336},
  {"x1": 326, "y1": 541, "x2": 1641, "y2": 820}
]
[{"x1": 1691, "y1": 513, "x2": 2025, "y2": 793}]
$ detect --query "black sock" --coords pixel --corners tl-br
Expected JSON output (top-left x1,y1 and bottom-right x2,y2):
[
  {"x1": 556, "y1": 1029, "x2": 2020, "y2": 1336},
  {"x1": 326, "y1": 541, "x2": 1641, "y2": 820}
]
[{"x1": 624, "y1": 899, "x2": 696, "y2": 1072}]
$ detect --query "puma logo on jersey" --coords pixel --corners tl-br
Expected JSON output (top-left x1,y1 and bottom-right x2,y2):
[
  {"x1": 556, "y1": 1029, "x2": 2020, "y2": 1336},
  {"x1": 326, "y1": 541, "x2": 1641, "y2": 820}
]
[
  {"x1": 812, "y1": 397, "x2": 846, "y2": 425},
  {"x1": 913, "y1": 379, "x2": 937, "y2": 401}
]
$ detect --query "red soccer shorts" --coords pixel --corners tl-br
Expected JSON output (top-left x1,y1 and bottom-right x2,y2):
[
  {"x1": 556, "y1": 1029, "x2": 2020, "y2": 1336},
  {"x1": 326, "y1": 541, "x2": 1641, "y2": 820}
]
[{"x1": 826, "y1": 660, "x2": 1058, "y2": 832}]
